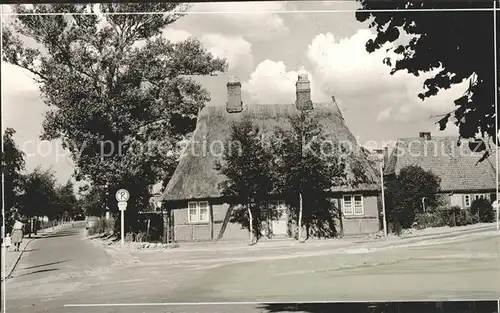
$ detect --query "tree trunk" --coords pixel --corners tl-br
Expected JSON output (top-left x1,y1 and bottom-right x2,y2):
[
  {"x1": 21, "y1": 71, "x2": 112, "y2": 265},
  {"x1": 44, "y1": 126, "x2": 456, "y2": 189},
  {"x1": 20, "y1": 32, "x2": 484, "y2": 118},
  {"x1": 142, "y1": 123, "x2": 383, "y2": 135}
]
[
  {"x1": 339, "y1": 206, "x2": 344, "y2": 238},
  {"x1": 298, "y1": 193, "x2": 304, "y2": 243},
  {"x1": 248, "y1": 204, "x2": 254, "y2": 245}
]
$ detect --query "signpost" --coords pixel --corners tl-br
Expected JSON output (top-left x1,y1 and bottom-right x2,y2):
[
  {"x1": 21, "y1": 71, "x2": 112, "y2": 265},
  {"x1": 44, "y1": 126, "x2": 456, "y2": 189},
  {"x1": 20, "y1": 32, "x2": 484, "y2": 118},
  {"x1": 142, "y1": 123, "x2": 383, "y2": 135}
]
[{"x1": 116, "y1": 189, "x2": 130, "y2": 247}]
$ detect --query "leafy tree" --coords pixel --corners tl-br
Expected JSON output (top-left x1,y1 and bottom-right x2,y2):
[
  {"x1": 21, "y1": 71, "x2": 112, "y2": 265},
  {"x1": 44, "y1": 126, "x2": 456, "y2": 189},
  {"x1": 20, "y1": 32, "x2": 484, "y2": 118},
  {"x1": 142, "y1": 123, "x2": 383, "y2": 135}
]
[
  {"x1": 215, "y1": 118, "x2": 274, "y2": 244},
  {"x1": 270, "y1": 112, "x2": 348, "y2": 240},
  {"x1": 20, "y1": 167, "x2": 59, "y2": 235},
  {"x1": 55, "y1": 180, "x2": 78, "y2": 221},
  {"x1": 1, "y1": 128, "x2": 26, "y2": 234},
  {"x1": 356, "y1": 1, "x2": 498, "y2": 160},
  {"x1": 78, "y1": 184, "x2": 106, "y2": 218},
  {"x1": 2, "y1": 4, "x2": 227, "y2": 231},
  {"x1": 385, "y1": 165, "x2": 441, "y2": 233},
  {"x1": 470, "y1": 198, "x2": 495, "y2": 223}
]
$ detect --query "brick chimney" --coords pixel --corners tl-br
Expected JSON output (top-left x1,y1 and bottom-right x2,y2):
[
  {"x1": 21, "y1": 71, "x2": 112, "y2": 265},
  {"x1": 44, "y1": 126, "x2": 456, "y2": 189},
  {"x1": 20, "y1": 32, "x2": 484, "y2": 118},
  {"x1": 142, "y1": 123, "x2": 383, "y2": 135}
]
[
  {"x1": 226, "y1": 76, "x2": 242, "y2": 113},
  {"x1": 296, "y1": 73, "x2": 313, "y2": 110},
  {"x1": 419, "y1": 132, "x2": 431, "y2": 140}
]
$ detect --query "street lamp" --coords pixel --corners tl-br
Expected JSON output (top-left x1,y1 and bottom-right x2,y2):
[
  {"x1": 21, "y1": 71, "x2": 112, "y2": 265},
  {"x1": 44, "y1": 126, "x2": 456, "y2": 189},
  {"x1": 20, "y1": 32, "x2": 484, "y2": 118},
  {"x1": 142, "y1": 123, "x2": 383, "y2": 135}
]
[{"x1": 378, "y1": 155, "x2": 388, "y2": 238}]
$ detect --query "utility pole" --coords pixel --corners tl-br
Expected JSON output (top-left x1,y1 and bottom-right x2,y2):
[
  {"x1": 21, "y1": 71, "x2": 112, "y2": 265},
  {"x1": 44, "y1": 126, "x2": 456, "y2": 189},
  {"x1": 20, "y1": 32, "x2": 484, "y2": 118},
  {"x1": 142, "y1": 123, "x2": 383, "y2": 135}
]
[{"x1": 379, "y1": 158, "x2": 388, "y2": 238}]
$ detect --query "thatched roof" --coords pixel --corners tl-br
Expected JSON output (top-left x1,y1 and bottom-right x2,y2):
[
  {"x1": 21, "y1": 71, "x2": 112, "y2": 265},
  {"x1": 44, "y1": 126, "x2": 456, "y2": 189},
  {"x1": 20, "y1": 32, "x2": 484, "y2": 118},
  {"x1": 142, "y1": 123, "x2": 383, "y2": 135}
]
[
  {"x1": 361, "y1": 147, "x2": 382, "y2": 179},
  {"x1": 162, "y1": 100, "x2": 380, "y2": 201},
  {"x1": 384, "y1": 136, "x2": 496, "y2": 192}
]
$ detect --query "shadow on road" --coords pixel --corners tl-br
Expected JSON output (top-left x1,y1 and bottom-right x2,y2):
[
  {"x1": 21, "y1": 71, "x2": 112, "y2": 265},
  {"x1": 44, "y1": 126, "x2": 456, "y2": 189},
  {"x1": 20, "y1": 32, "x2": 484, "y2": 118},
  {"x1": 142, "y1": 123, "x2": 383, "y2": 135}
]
[
  {"x1": 13, "y1": 268, "x2": 59, "y2": 278},
  {"x1": 38, "y1": 229, "x2": 80, "y2": 239},
  {"x1": 259, "y1": 302, "x2": 499, "y2": 313},
  {"x1": 22, "y1": 249, "x2": 39, "y2": 253},
  {"x1": 18, "y1": 259, "x2": 71, "y2": 271}
]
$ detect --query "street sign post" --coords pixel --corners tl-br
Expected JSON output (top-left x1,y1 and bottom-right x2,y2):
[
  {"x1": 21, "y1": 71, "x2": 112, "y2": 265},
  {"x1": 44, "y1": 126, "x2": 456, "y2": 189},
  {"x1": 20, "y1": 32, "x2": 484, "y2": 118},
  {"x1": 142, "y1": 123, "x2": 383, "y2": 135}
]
[
  {"x1": 116, "y1": 189, "x2": 130, "y2": 247},
  {"x1": 116, "y1": 189, "x2": 130, "y2": 202}
]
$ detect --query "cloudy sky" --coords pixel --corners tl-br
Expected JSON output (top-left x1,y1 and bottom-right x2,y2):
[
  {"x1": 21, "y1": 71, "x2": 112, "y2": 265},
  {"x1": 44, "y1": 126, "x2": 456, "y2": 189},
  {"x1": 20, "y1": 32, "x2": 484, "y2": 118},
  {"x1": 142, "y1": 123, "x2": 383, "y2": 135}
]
[{"x1": 2, "y1": 1, "x2": 467, "y2": 186}]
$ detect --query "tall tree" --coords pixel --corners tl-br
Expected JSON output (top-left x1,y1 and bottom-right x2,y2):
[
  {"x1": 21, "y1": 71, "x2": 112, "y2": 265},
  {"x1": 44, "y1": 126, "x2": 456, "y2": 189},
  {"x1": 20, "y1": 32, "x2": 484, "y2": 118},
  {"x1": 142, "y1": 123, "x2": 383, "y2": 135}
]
[
  {"x1": 2, "y1": 4, "x2": 227, "y2": 224},
  {"x1": 385, "y1": 165, "x2": 441, "y2": 233},
  {"x1": 78, "y1": 184, "x2": 106, "y2": 218},
  {"x1": 1, "y1": 128, "x2": 26, "y2": 234},
  {"x1": 215, "y1": 118, "x2": 275, "y2": 244},
  {"x1": 20, "y1": 167, "x2": 58, "y2": 223},
  {"x1": 271, "y1": 112, "x2": 347, "y2": 240},
  {"x1": 356, "y1": 1, "x2": 498, "y2": 160},
  {"x1": 55, "y1": 180, "x2": 78, "y2": 220}
]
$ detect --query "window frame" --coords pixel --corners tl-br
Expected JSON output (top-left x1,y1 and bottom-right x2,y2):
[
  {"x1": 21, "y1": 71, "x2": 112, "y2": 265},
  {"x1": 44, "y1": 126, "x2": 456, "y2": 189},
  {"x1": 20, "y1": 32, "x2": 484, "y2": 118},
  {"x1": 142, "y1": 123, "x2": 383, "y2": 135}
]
[
  {"x1": 187, "y1": 201, "x2": 210, "y2": 223},
  {"x1": 464, "y1": 195, "x2": 471, "y2": 207},
  {"x1": 198, "y1": 201, "x2": 209, "y2": 223},
  {"x1": 353, "y1": 195, "x2": 364, "y2": 215},
  {"x1": 342, "y1": 195, "x2": 354, "y2": 215},
  {"x1": 342, "y1": 194, "x2": 364, "y2": 216}
]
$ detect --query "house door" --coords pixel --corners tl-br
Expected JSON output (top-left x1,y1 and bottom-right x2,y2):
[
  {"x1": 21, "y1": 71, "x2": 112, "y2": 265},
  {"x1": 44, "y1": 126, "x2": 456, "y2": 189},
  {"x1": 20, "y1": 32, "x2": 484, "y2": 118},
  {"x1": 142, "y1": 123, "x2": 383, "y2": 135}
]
[{"x1": 271, "y1": 201, "x2": 288, "y2": 236}]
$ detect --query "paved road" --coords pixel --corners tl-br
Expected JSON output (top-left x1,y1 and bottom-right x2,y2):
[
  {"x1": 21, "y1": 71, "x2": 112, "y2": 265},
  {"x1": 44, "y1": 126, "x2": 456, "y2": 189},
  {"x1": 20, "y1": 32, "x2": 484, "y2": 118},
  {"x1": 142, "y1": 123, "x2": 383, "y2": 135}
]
[{"x1": 4, "y1": 224, "x2": 500, "y2": 313}]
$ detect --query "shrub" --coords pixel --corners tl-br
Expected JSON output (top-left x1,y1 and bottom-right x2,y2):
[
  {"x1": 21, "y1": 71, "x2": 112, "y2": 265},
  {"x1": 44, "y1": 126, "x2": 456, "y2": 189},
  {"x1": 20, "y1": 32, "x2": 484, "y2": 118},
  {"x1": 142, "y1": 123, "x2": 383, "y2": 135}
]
[
  {"x1": 125, "y1": 232, "x2": 134, "y2": 242},
  {"x1": 470, "y1": 198, "x2": 495, "y2": 223},
  {"x1": 419, "y1": 206, "x2": 476, "y2": 228},
  {"x1": 135, "y1": 231, "x2": 148, "y2": 242},
  {"x1": 87, "y1": 217, "x2": 115, "y2": 236}
]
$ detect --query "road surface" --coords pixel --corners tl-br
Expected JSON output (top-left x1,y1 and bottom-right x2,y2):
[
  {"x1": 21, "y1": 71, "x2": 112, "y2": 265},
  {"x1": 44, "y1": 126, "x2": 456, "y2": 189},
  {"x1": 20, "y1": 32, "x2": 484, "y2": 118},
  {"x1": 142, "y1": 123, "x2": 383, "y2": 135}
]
[{"x1": 4, "y1": 223, "x2": 500, "y2": 313}]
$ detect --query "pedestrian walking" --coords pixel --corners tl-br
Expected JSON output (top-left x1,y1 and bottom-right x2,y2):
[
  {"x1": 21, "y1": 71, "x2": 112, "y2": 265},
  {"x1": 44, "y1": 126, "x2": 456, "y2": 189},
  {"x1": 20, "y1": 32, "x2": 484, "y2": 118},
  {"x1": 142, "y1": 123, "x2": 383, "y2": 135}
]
[{"x1": 11, "y1": 218, "x2": 24, "y2": 252}]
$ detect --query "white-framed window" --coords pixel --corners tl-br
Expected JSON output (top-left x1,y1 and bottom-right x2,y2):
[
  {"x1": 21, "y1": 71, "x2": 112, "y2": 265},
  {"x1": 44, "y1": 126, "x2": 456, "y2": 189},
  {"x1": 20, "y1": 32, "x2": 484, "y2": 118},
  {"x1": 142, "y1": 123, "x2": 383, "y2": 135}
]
[
  {"x1": 187, "y1": 201, "x2": 210, "y2": 223},
  {"x1": 342, "y1": 195, "x2": 353, "y2": 215},
  {"x1": 188, "y1": 202, "x2": 198, "y2": 222},
  {"x1": 354, "y1": 195, "x2": 364, "y2": 215},
  {"x1": 464, "y1": 195, "x2": 471, "y2": 207},
  {"x1": 342, "y1": 195, "x2": 364, "y2": 216}
]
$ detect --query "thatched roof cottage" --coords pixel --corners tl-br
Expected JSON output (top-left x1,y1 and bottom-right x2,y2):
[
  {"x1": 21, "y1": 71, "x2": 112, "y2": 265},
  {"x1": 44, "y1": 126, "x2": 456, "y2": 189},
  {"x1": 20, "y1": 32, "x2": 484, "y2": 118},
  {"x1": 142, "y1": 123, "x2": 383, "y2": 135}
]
[
  {"x1": 384, "y1": 133, "x2": 497, "y2": 209},
  {"x1": 161, "y1": 75, "x2": 382, "y2": 242}
]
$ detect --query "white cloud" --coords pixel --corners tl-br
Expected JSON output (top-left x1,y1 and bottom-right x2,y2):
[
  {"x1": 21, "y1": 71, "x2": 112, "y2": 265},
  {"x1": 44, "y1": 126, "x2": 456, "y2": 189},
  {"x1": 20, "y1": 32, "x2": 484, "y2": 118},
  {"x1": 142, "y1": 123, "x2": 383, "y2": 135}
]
[
  {"x1": 242, "y1": 59, "x2": 327, "y2": 104},
  {"x1": 188, "y1": 2, "x2": 288, "y2": 40},
  {"x1": 377, "y1": 107, "x2": 393, "y2": 122},
  {"x1": 162, "y1": 28, "x2": 193, "y2": 43},
  {"x1": 306, "y1": 29, "x2": 468, "y2": 123},
  {"x1": 161, "y1": 28, "x2": 254, "y2": 73},
  {"x1": 201, "y1": 34, "x2": 253, "y2": 72}
]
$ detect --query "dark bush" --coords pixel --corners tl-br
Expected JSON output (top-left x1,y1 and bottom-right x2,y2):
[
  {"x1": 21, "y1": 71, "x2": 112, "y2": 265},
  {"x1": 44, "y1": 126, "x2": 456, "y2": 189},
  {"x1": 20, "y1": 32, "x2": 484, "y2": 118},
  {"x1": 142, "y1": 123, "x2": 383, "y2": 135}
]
[
  {"x1": 419, "y1": 206, "x2": 476, "y2": 228},
  {"x1": 470, "y1": 198, "x2": 495, "y2": 223},
  {"x1": 88, "y1": 217, "x2": 114, "y2": 236}
]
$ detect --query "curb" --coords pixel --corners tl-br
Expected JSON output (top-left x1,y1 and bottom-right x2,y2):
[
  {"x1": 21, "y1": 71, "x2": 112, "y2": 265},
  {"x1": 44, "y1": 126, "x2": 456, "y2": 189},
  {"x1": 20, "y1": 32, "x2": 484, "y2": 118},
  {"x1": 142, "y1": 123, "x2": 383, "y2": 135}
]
[
  {"x1": 354, "y1": 224, "x2": 496, "y2": 245},
  {"x1": 1, "y1": 224, "x2": 68, "y2": 281}
]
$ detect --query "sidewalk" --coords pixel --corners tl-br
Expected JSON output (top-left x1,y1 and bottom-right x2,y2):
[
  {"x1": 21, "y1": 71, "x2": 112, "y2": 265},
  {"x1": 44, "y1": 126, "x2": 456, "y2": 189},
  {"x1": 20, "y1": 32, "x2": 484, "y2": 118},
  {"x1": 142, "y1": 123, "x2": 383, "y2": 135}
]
[
  {"x1": 103, "y1": 222, "x2": 498, "y2": 257},
  {"x1": 1, "y1": 223, "x2": 70, "y2": 281}
]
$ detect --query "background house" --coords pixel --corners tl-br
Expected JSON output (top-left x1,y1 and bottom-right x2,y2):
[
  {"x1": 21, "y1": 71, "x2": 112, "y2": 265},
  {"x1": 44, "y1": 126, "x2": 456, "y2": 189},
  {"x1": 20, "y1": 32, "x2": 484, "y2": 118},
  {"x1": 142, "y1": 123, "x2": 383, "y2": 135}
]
[
  {"x1": 161, "y1": 75, "x2": 381, "y2": 242},
  {"x1": 384, "y1": 133, "x2": 497, "y2": 210}
]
